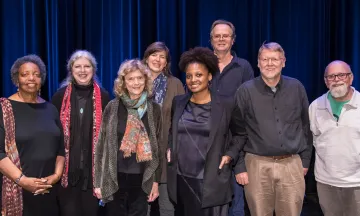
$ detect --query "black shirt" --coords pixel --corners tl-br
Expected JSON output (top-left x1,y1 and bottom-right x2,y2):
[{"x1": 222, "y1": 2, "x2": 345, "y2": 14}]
[
  {"x1": 116, "y1": 100, "x2": 146, "y2": 173},
  {"x1": 211, "y1": 51, "x2": 254, "y2": 97},
  {"x1": 177, "y1": 101, "x2": 211, "y2": 179},
  {"x1": 227, "y1": 76, "x2": 312, "y2": 173},
  {"x1": 0, "y1": 100, "x2": 64, "y2": 215}
]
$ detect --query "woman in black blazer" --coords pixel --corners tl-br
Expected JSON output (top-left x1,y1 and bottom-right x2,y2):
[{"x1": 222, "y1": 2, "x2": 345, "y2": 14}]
[{"x1": 167, "y1": 47, "x2": 234, "y2": 216}]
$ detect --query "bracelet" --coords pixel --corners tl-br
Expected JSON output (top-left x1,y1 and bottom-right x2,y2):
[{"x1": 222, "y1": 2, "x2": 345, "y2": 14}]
[{"x1": 15, "y1": 173, "x2": 24, "y2": 185}]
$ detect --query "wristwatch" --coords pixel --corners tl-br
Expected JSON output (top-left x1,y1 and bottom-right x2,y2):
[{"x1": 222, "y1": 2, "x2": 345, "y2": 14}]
[{"x1": 15, "y1": 173, "x2": 24, "y2": 185}]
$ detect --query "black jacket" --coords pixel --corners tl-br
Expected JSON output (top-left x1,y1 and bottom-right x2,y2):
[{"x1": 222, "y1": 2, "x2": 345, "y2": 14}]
[{"x1": 167, "y1": 92, "x2": 234, "y2": 208}]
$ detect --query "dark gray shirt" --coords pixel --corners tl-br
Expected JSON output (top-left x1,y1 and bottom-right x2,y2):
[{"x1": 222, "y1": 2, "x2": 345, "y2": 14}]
[
  {"x1": 211, "y1": 51, "x2": 254, "y2": 97},
  {"x1": 227, "y1": 75, "x2": 313, "y2": 173}
]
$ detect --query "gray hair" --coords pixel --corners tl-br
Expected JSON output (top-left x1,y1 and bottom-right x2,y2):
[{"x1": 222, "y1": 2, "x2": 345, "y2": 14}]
[
  {"x1": 59, "y1": 50, "x2": 100, "y2": 87},
  {"x1": 210, "y1": 19, "x2": 236, "y2": 40},
  {"x1": 10, "y1": 54, "x2": 47, "y2": 86},
  {"x1": 258, "y1": 42, "x2": 286, "y2": 59},
  {"x1": 113, "y1": 59, "x2": 152, "y2": 98}
]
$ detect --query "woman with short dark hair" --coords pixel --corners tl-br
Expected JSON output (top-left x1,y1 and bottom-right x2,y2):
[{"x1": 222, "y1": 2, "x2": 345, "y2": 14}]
[{"x1": 0, "y1": 54, "x2": 65, "y2": 216}]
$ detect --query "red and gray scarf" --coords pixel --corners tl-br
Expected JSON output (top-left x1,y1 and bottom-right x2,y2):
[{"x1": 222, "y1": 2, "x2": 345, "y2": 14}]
[
  {"x1": 0, "y1": 98, "x2": 23, "y2": 216},
  {"x1": 60, "y1": 82, "x2": 102, "y2": 194}
]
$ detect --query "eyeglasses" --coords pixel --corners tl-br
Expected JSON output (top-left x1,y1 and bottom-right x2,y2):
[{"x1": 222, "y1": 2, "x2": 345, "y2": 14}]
[
  {"x1": 324, "y1": 73, "x2": 351, "y2": 81},
  {"x1": 212, "y1": 34, "x2": 232, "y2": 40},
  {"x1": 259, "y1": 58, "x2": 283, "y2": 64}
]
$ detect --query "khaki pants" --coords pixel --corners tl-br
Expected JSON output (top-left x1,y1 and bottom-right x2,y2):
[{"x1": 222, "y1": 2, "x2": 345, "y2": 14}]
[
  {"x1": 317, "y1": 182, "x2": 360, "y2": 216},
  {"x1": 244, "y1": 153, "x2": 305, "y2": 216}
]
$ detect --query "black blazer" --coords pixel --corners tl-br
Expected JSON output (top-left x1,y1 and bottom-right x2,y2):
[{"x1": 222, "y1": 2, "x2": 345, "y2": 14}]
[{"x1": 167, "y1": 92, "x2": 234, "y2": 208}]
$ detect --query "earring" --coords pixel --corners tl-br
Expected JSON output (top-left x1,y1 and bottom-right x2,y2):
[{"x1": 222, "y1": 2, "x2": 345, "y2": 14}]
[{"x1": 38, "y1": 89, "x2": 41, "y2": 96}]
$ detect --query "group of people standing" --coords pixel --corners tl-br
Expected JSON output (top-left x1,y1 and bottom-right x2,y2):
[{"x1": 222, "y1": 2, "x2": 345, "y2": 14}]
[{"x1": 0, "y1": 19, "x2": 359, "y2": 216}]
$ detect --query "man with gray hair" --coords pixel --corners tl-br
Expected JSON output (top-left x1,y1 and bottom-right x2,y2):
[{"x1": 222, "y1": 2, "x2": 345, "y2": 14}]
[
  {"x1": 309, "y1": 60, "x2": 360, "y2": 216},
  {"x1": 227, "y1": 42, "x2": 312, "y2": 216}
]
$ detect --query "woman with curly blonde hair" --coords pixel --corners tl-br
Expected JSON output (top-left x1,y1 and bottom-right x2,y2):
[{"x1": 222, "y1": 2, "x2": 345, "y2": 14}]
[{"x1": 94, "y1": 59, "x2": 162, "y2": 216}]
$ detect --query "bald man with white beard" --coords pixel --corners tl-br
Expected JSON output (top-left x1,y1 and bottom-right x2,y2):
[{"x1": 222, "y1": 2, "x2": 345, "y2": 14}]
[{"x1": 309, "y1": 60, "x2": 360, "y2": 216}]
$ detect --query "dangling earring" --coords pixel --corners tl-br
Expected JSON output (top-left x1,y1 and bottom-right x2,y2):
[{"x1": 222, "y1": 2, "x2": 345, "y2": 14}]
[{"x1": 38, "y1": 88, "x2": 41, "y2": 96}]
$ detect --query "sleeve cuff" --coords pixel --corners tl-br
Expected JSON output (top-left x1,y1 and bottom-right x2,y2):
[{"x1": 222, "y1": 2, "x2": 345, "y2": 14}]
[
  {"x1": 234, "y1": 161, "x2": 247, "y2": 174},
  {"x1": 301, "y1": 158, "x2": 310, "y2": 168}
]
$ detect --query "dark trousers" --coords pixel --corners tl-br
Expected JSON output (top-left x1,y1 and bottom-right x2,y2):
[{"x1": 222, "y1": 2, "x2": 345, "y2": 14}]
[
  {"x1": 58, "y1": 183, "x2": 101, "y2": 216},
  {"x1": 175, "y1": 175, "x2": 228, "y2": 216},
  {"x1": 105, "y1": 172, "x2": 148, "y2": 216}
]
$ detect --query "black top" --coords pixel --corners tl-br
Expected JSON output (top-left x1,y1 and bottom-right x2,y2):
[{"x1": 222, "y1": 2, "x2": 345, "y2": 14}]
[
  {"x1": 0, "y1": 100, "x2": 65, "y2": 177},
  {"x1": 177, "y1": 101, "x2": 211, "y2": 179},
  {"x1": 228, "y1": 76, "x2": 313, "y2": 173},
  {"x1": 51, "y1": 84, "x2": 110, "y2": 189},
  {"x1": 116, "y1": 100, "x2": 147, "y2": 173},
  {"x1": 211, "y1": 51, "x2": 254, "y2": 97}
]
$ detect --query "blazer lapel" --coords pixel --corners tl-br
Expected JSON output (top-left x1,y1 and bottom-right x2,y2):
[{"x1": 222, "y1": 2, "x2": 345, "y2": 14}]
[
  {"x1": 172, "y1": 93, "x2": 192, "y2": 155},
  {"x1": 207, "y1": 93, "x2": 224, "y2": 153}
]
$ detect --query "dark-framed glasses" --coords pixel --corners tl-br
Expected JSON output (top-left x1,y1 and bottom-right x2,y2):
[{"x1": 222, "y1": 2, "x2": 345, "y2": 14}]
[{"x1": 324, "y1": 73, "x2": 351, "y2": 81}]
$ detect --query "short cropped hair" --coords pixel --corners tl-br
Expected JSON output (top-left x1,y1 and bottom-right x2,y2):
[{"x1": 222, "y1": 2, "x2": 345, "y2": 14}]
[
  {"x1": 258, "y1": 42, "x2": 285, "y2": 59},
  {"x1": 113, "y1": 59, "x2": 153, "y2": 98},
  {"x1": 10, "y1": 54, "x2": 47, "y2": 86},
  {"x1": 179, "y1": 47, "x2": 219, "y2": 76},
  {"x1": 210, "y1": 19, "x2": 236, "y2": 40}
]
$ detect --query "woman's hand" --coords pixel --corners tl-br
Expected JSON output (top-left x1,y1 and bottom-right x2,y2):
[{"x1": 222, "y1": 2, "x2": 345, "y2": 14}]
[
  {"x1": 18, "y1": 176, "x2": 52, "y2": 194},
  {"x1": 147, "y1": 182, "x2": 159, "y2": 202},
  {"x1": 166, "y1": 149, "x2": 171, "y2": 163},
  {"x1": 94, "y1": 188, "x2": 102, "y2": 199},
  {"x1": 219, "y1": 155, "x2": 232, "y2": 169},
  {"x1": 42, "y1": 173, "x2": 61, "y2": 185}
]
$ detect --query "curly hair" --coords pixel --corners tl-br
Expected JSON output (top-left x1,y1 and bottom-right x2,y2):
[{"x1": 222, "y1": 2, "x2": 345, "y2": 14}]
[
  {"x1": 142, "y1": 41, "x2": 172, "y2": 76},
  {"x1": 60, "y1": 50, "x2": 100, "y2": 88},
  {"x1": 10, "y1": 54, "x2": 47, "y2": 86},
  {"x1": 113, "y1": 59, "x2": 153, "y2": 98},
  {"x1": 179, "y1": 47, "x2": 219, "y2": 76}
]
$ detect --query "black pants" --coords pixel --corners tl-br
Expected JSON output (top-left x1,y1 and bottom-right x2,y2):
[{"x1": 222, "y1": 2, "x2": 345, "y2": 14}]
[
  {"x1": 175, "y1": 175, "x2": 228, "y2": 216},
  {"x1": 58, "y1": 183, "x2": 101, "y2": 216},
  {"x1": 105, "y1": 172, "x2": 148, "y2": 216}
]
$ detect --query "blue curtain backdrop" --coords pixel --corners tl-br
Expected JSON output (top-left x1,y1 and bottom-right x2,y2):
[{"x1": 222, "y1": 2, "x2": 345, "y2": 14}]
[{"x1": 1, "y1": 0, "x2": 359, "y2": 102}]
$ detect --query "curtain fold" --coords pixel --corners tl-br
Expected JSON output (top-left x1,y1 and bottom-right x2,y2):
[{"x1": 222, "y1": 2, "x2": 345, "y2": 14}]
[{"x1": 0, "y1": 0, "x2": 359, "y2": 102}]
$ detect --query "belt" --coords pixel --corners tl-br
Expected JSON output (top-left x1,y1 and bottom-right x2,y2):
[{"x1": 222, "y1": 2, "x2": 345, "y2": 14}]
[{"x1": 264, "y1": 154, "x2": 293, "y2": 160}]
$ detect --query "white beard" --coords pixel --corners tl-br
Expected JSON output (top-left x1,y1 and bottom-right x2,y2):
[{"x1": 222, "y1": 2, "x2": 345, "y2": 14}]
[{"x1": 330, "y1": 83, "x2": 348, "y2": 98}]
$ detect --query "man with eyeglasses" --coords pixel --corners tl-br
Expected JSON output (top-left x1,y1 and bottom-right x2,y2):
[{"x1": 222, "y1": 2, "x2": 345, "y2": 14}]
[
  {"x1": 209, "y1": 19, "x2": 254, "y2": 216},
  {"x1": 309, "y1": 60, "x2": 360, "y2": 216},
  {"x1": 226, "y1": 42, "x2": 312, "y2": 216}
]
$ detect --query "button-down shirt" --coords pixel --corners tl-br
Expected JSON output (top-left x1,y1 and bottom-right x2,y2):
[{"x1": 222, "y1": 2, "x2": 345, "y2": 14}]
[
  {"x1": 227, "y1": 75, "x2": 313, "y2": 173},
  {"x1": 309, "y1": 87, "x2": 360, "y2": 187},
  {"x1": 211, "y1": 51, "x2": 254, "y2": 97}
]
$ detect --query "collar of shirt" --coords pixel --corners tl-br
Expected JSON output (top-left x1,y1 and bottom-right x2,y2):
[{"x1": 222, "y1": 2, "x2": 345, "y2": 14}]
[
  {"x1": 255, "y1": 75, "x2": 284, "y2": 94},
  {"x1": 319, "y1": 87, "x2": 360, "y2": 110}
]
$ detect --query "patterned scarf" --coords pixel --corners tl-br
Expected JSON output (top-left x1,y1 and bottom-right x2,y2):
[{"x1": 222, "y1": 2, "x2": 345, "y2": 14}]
[
  {"x1": 60, "y1": 82, "x2": 102, "y2": 194},
  {"x1": 0, "y1": 98, "x2": 23, "y2": 216},
  {"x1": 153, "y1": 73, "x2": 168, "y2": 105},
  {"x1": 119, "y1": 92, "x2": 153, "y2": 162}
]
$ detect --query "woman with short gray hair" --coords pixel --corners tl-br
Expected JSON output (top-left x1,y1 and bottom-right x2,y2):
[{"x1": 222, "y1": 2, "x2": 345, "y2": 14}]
[
  {"x1": 51, "y1": 50, "x2": 110, "y2": 216},
  {"x1": 0, "y1": 54, "x2": 65, "y2": 215}
]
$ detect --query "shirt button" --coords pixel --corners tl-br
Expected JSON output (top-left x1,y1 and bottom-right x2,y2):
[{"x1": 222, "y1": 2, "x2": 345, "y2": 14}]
[
  {"x1": 275, "y1": 107, "x2": 277, "y2": 110},
  {"x1": 276, "y1": 119, "x2": 279, "y2": 122},
  {"x1": 279, "y1": 131, "x2": 281, "y2": 134}
]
